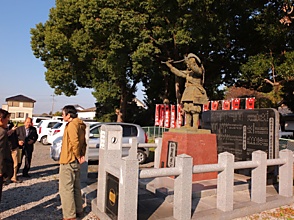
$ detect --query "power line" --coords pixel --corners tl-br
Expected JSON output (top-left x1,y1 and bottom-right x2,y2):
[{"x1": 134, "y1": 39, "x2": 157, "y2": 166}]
[{"x1": 51, "y1": 94, "x2": 55, "y2": 115}]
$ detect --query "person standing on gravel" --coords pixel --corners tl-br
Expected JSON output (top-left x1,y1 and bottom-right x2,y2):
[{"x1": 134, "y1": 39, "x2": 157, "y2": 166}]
[
  {"x1": 0, "y1": 109, "x2": 13, "y2": 202},
  {"x1": 7, "y1": 121, "x2": 22, "y2": 183},
  {"x1": 16, "y1": 117, "x2": 38, "y2": 178},
  {"x1": 59, "y1": 105, "x2": 87, "y2": 220}
]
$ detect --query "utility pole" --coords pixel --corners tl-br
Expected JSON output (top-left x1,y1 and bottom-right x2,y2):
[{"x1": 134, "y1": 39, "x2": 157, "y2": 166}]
[{"x1": 51, "y1": 94, "x2": 55, "y2": 116}]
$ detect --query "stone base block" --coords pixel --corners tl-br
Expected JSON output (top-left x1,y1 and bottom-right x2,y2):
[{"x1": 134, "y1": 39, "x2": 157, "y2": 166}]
[{"x1": 160, "y1": 130, "x2": 218, "y2": 181}]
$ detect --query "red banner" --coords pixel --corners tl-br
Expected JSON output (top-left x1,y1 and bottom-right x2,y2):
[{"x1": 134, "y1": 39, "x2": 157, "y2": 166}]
[
  {"x1": 170, "y1": 105, "x2": 176, "y2": 128},
  {"x1": 231, "y1": 98, "x2": 240, "y2": 110},
  {"x1": 211, "y1": 101, "x2": 219, "y2": 111},
  {"x1": 155, "y1": 104, "x2": 160, "y2": 126},
  {"x1": 177, "y1": 104, "x2": 183, "y2": 127},
  {"x1": 246, "y1": 98, "x2": 255, "y2": 110},
  {"x1": 159, "y1": 104, "x2": 165, "y2": 127},
  {"x1": 164, "y1": 105, "x2": 171, "y2": 128},
  {"x1": 222, "y1": 100, "x2": 230, "y2": 110},
  {"x1": 203, "y1": 102, "x2": 210, "y2": 111}
]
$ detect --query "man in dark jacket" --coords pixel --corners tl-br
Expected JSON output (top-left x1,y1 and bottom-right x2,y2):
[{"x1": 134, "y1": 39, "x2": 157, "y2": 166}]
[
  {"x1": 16, "y1": 117, "x2": 38, "y2": 178},
  {"x1": 0, "y1": 109, "x2": 13, "y2": 202}
]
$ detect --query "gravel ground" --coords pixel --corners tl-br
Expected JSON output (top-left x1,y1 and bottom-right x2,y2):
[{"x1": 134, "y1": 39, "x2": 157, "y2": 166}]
[
  {"x1": 0, "y1": 142, "x2": 99, "y2": 220},
  {"x1": 235, "y1": 205, "x2": 294, "y2": 220},
  {"x1": 1, "y1": 142, "x2": 294, "y2": 220}
]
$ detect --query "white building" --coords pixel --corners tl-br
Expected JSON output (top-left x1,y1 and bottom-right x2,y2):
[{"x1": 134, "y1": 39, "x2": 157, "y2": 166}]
[
  {"x1": 2, "y1": 94, "x2": 36, "y2": 122},
  {"x1": 77, "y1": 107, "x2": 96, "y2": 119}
]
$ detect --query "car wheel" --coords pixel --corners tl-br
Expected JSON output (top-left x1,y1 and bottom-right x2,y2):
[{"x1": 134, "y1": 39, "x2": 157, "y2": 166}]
[
  {"x1": 41, "y1": 136, "x2": 48, "y2": 145},
  {"x1": 137, "y1": 149, "x2": 147, "y2": 164}
]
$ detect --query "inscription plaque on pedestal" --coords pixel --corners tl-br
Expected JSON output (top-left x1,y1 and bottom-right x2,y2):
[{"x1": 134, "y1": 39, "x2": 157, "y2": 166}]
[
  {"x1": 106, "y1": 173, "x2": 119, "y2": 220},
  {"x1": 201, "y1": 108, "x2": 279, "y2": 161},
  {"x1": 167, "y1": 141, "x2": 178, "y2": 167}
]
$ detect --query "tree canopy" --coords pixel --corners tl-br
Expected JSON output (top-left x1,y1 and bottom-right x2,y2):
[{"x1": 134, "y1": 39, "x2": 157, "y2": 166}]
[{"x1": 31, "y1": 0, "x2": 294, "y2": 124}]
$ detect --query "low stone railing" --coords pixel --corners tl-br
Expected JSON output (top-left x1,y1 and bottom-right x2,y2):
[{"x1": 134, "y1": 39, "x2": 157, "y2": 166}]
[
  {"x1": 139, "y1": 150, "x2": 293, "y2": 220},
  {"x1": 92, "y1": 125, "x2": 294, "y2": 220}
]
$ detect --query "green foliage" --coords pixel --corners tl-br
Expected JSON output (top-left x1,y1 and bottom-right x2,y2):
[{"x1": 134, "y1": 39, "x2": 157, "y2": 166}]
[
  {"x1": 240, "y1": 50, "x2": 294, "y2": 110},
  {"x1": 240, "y1": 54, "x2": 273, "y2": 91},
  {"x1": 31, "y1": 0, "x2": 294, "y2": 124},
  {"x1": 53, "y1": 111, "x2": 63, "y2": 116},
  {"x1": 276, "y1": 51, "x2": 294, "y2": 80}
]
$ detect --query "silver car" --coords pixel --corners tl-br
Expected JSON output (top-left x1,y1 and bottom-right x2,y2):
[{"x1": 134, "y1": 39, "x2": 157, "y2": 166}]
[{"x1": 51, "y1": 122, "x2": 149, "y2": 164}]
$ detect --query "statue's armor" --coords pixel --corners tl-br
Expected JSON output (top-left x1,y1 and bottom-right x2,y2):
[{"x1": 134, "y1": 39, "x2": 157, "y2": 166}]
[{"x1": 181, "y1": 72, "x2": 208, "y2": 104}]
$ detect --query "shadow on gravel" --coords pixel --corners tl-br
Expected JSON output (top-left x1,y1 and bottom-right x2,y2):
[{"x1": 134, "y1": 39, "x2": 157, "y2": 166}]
[
  {"x1": 0, "y1": 180, "x2": 60, "y2": 219},
  {"x1": 25, "y1": 164, "x2": 60, "y2": 178},
  {"x1": 30, "y1": 163, "x2": 59, "y2": 171}
]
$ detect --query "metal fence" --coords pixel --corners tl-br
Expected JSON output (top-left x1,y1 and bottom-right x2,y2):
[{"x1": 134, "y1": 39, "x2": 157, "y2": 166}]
[{"x1": 142, "y1": 126, "x2": 169, "y2": 139}]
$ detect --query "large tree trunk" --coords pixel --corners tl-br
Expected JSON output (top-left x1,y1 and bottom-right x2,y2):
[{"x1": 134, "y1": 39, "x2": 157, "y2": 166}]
[{"x1": 117, "y1": 84, "x2": 127, "y2": 122}]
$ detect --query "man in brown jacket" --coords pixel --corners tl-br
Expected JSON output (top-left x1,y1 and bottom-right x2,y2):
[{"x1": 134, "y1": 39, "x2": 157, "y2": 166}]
[
  {"x1": 59, "y1": 105, "x2": 87, "y2": 220},
  {"x1": 0, "y1": 109, "x2": 13, "y2": 202}
]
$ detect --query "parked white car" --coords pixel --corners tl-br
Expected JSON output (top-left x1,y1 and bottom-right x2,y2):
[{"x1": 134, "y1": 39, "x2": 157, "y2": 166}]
[
  {"x1": 48, "y1": 121, "x2": 98, "y2": 145},
  {"x1": 52, "y1": 116, "x2": 63, "y2": 121},
  {"x1": 51, "y1": 122, "x2": 149, "y2": 164},
  {"x1": 32, "y1": 116, "x2": 51, "y2": 128},
  {"x1": 47, "y1": 121, "x2": 68, "y2": 145},
  {"x1": 37, "y1": 119, "x2": 62, "y2": 145}
]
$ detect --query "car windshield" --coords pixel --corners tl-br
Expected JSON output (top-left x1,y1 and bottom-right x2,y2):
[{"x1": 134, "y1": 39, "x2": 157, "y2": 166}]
[
  {"x1": 37, "y1": 120, "x2": 44, "y2": 128},
  {"x1": 52, "y1": 122, "x2": 63, "y2": 129},
  {"x1": 90, "y1": 126, "x2": 100, "y2": 138},
  {"x1": 122, "y1": 125, "x2": 138, "y2": 137},
  {"x1": 90, "y1": 123, "x2": 99, "y2": 129}
]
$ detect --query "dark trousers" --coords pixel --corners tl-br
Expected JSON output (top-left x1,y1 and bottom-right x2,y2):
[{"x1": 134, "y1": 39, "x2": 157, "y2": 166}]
[
  {"x1": 18, "y1": 147, "x2": 33, "y2": 175},
  {"x1": 0, "y1": 175, "x2": 3, "y2": 202}
]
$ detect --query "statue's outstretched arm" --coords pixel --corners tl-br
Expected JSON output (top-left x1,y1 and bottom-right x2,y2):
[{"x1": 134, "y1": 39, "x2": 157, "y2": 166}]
[{"x1": 164, "y1": 60, "x2": 186, "y2": 78}]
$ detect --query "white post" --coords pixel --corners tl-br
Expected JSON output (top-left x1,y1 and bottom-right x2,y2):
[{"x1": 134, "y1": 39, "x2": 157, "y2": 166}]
[
  {"x1": 154, "y1": 138, "x2": 162, "y2": 168},
  {"x1": 279, "y1": 149, "x2": 293, "y2": 197},
  {"x1": 97, "y1": 125, "x2": 123, "y2": 214},
  {"x1": 174, "y1": 154, "x2": 192, "y2": 220},
  {"x1": 217, "y1": 152, "x2": 234, "y2": 212},
  {"x1": 118, "y1": 157, "x2": 138, "y2": 219},
  {"x1": 96, "y1": 139, "x2": 107, "y2": 213},
  {"x1": 251, "y1": 150, "x2": 267, "y2": 203}
]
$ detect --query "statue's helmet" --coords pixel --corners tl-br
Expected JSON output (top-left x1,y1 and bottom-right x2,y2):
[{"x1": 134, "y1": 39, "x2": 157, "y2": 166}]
[{"x1": 185, "y1": 53, "x2": 202, "y2": 66}]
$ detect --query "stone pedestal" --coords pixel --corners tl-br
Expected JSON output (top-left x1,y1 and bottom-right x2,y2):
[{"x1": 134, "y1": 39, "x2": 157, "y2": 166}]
[{"x1": 160, "y1": 129, "x2": 218, "y2": 182}]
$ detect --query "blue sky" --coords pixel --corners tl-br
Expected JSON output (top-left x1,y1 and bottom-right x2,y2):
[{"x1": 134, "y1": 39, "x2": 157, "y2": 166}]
[{"x1": 0, "y1": 1, "x2": 145, "y2": 114}]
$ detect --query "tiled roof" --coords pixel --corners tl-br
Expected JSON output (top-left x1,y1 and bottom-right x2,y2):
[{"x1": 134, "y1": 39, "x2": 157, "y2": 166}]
[
  {"x1": 78, "y1": 107, "x2": 96, "y2": 112},
  {"x1": 72, "y1": 104, "x2": 84, "y2": 110},
  {"x1": 6, "y1": 95, "x2": 36, "y2": 103}
]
